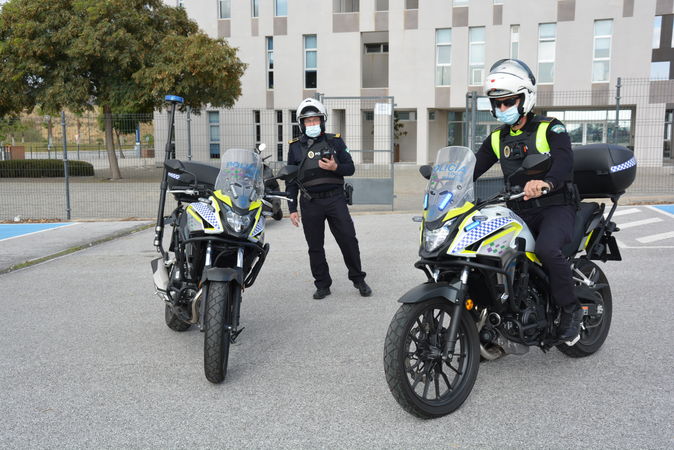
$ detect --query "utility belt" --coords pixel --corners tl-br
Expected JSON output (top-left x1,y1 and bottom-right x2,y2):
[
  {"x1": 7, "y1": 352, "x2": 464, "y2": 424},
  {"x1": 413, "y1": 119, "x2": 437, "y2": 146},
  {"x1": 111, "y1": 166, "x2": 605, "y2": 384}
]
[
  {"x1": 308, "y1": 187, "x2": 344, "y2": 199},
  {"x1": 507, "y1": 182, "x2": 580, "y2": 211}
]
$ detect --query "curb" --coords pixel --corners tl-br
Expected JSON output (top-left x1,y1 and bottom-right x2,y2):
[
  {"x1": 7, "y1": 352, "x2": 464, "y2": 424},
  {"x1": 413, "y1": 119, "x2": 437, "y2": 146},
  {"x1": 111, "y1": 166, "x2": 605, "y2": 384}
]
[{"x1": 0, "y1": 223, "x2": 154, "y2": 275}]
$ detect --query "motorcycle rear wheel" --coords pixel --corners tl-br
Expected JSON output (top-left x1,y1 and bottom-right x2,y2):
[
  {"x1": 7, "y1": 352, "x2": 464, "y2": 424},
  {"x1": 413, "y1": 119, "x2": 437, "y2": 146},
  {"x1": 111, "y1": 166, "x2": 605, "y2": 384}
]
[
  {"x1": 383, "y1": 299, "x2": 480, "y2": 419},
  {"x1": 164, "y1": 304, "x2": 191, "y2": 332},
  {"x1": 557, "y1": 259, "x2": 613, "y2": 357},
  {"x1": 204, "y1": 281, "x2": 232, "y2": 383}
]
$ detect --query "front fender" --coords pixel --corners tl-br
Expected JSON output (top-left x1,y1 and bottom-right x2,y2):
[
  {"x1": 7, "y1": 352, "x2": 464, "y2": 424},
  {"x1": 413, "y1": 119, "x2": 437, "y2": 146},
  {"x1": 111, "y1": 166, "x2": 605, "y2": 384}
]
[
  {"x1": 398, "y1": 281, "x2": 460, "y2": 304},
  {"x1": 205, "y1": 267, "x2": 243, "y2": 285}
]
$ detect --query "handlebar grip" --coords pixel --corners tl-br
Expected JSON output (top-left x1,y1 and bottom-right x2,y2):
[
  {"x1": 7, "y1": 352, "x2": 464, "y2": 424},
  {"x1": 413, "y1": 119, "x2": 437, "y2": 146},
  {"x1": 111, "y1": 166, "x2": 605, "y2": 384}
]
[{"x1": 541, "y1": 187, "x2": 550, "y2": 195}]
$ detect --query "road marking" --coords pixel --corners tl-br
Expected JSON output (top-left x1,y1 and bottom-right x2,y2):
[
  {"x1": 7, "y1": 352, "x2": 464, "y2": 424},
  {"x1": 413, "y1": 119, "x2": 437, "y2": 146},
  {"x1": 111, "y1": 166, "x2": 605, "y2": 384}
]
[
  {"x1": 648, "y1": 205, "x2": 674, "y2": 219},
  {"x1": 616, "y1": 218, "x2": 663, "y2": 229},
  {"x1": 611, "y1": 208, "x2": 641, "y2": 217},
  {"x1": 636, "y1": 231, "x2": 674, "y2": 243},
  {"x1": 0, "y1": 223, "x2": 77, "y2": 242}
]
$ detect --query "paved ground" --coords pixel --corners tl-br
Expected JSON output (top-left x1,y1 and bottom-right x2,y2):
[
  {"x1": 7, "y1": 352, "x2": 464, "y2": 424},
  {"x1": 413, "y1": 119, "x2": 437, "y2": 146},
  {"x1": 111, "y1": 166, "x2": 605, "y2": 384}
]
[{"x1": 0, "y1": 208, "x2": 672, "y2": 448}]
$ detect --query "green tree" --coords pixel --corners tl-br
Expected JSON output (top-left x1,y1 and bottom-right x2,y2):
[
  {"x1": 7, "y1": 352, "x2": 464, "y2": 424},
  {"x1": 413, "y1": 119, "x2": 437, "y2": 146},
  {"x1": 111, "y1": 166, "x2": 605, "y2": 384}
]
[{"x1": 0, "y1": 0, "x2": 246, "y2": 179}]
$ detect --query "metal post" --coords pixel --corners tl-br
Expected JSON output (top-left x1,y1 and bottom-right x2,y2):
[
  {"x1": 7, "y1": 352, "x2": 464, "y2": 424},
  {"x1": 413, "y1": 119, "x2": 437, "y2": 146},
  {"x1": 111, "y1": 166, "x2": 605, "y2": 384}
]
[
  {"x1": 390, "y1": 97, "x2": 395, "y2": 211},
  {"x1": 186, "y1": 106, "x2": 192, "y2": 161},
  {"x1": 464, "y1": 92, "x2": 471, "y2": 149},
  {"x1": 61, "y1": 111, "x2": 72, "y2": 220},
  {"x1": 470, "y1": 91, "x2": 478, "y2": 152},
  {"x1": 614, "y1": 77, "x2": 622, "y2": 144}
]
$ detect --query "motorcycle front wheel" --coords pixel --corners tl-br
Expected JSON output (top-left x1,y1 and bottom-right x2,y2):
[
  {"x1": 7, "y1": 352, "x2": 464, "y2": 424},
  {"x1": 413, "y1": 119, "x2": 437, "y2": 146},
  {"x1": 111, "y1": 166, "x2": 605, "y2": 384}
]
[
  {"x1": 204, "y1": 281, "x2": 232, "y2": 383},
  {"x1": 383, "y1": 298, "x2": 480, "y2": 419}
]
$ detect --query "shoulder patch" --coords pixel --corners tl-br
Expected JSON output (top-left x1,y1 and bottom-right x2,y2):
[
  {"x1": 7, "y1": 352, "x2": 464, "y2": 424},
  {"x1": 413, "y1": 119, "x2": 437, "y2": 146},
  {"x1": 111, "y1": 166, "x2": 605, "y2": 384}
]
[
  {"x1": 335, "y1": 133, "x2": 340, "y2": 138},
  {"x1": 288, "y1": 137, "x2": 299, "y2": 144},
  {"x1": 550, "y1": 124, "x2": 567, "y2": 134}
]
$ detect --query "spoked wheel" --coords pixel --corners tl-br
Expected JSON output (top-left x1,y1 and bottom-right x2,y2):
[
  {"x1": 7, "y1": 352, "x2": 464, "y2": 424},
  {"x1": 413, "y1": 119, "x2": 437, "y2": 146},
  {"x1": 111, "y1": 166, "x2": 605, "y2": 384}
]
[
  {"x1": 557, "y1": 259, "x2": 613, "y2": 357},
  {"x1": 204, "y1": 281, "x2": 232, "y2": 383},
  {"x1": 384, "y1": 298, "x2": 480, "y2": 419}
]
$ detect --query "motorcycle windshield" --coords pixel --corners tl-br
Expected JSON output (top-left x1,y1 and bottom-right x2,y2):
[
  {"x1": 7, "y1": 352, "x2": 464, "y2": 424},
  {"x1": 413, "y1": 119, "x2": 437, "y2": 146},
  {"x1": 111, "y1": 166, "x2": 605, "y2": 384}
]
[
  {"x1": 425, "y1": 146, "x2": 476, "y2": 222},
  {"x1": 214, "y1": 148, "x2": 264, "y2": 210}
]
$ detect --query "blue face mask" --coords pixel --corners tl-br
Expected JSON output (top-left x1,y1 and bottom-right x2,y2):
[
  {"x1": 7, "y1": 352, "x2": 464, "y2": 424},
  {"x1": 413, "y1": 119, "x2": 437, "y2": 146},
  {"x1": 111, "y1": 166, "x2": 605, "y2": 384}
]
[
  {"x1": 305, "y1": 124, "x2": 321, "y2": 138},
  {"x1": 495, "y1": 105, "x2": 521, "y2": 125}
]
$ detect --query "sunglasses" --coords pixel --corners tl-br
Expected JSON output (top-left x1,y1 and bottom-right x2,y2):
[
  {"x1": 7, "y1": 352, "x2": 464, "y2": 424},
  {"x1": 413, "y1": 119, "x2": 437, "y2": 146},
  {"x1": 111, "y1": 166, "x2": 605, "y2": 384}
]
[{"x1": 492, "y1": 97, "x2": 519, "y2": 108}]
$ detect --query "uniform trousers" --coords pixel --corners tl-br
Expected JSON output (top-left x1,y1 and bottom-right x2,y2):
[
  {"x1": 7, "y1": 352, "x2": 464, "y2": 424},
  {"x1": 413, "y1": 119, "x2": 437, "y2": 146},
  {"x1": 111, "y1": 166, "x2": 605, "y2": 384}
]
[
  {"x1": 518, "y1": 204, "x2": 578, "y2": 308},
  {"x1": 299, "y1": 193, "x2": 366, "y2": 289}
]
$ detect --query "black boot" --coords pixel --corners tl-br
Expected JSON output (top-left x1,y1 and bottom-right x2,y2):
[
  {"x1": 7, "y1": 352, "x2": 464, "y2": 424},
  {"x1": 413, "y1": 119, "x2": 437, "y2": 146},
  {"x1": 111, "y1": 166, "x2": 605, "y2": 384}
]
[
  {"x1": 313, "y1": 287, "x2": 331, "y2": 300},
  {"x1": 354, "y1": 280, "x2": 372, "y2": 297},
  {"x1": 558, "y1": 304, "x2": 583, "y2": 341}
]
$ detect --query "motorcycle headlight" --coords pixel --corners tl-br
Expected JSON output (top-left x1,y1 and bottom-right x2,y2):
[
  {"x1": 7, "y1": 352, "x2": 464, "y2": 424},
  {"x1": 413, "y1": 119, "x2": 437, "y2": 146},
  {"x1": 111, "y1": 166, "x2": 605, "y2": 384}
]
[
  {"x1": 224, "y1": 209, "x2": 254, "y2": 234},
  {"x1": 423, "y1": 219, "x2": 455, "y2": 252}
]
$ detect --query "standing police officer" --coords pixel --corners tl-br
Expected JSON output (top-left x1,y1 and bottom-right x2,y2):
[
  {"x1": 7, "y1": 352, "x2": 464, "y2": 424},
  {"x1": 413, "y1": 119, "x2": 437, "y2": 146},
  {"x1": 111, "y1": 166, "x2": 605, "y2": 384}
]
[
  {"x1": 473, "y1": 59, "x2": 583, "y2": 343},
  {"x1": 287, "y1": 98, "x2": 372, "y2": 300}
]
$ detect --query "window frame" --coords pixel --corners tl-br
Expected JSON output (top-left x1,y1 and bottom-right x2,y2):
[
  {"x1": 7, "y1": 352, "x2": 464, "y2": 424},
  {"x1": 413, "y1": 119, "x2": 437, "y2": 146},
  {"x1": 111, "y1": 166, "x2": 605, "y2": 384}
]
[
  {"x1": 218, "y1": 0, "x2": 231, "y2": 19},
  {"x1": 304, "y1": 35, "x2": 318, "y2": 89},
  {"x1": 592, "y1": 19, "x2": 613, "y2": 83},
  {"x1": 510, "y1": 25, "x2": 520, "y2": 59},
  {"x1": 208, "y1": 111, "x2": 221, "y2": 159},
  {"x1": 435, "y1": 28, "x2": 452, "y2": 87},
  {"x1": 251, "y1": 0, "x2": 259, "y2": 17},
  {"x1": 266, "y1": 37, "x2": 274, "y2": 90},
  {"x1": 468, "y1": 27, "x2": 485, "y2": 86},
  {"x1": 275, "y1": 0, "x2": 287, "y2": 17},
  {"x1": 537, "y1": 22, "x2": 557, "y2": 84}
]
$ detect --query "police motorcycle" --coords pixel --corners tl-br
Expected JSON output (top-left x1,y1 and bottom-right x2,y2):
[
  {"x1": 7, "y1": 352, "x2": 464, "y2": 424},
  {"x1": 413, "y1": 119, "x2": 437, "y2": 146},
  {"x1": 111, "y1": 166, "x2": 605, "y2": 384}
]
[
  {"x1": 383, "y1": 144, "x2": 636, "y2": 418},
  {"x1": 151, "y1": 96, "x2": 297, "y2": 384}
]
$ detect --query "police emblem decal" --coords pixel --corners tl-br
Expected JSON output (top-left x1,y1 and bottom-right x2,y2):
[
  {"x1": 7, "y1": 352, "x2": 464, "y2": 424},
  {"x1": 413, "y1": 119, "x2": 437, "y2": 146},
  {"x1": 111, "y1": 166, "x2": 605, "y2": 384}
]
[
  {"x1": 308, "y1": 151, "x2": 315, "y2": 158},
  {"x1": 503, "y1": 146, "x2": 511, "y2": 158}
]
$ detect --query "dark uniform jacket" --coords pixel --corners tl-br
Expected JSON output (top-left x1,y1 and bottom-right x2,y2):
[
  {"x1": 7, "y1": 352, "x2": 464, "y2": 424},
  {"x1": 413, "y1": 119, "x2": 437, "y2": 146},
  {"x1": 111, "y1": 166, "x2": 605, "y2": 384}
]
[
  {"x1": 286, "y1": 133, "x2": 355, "y2": 213},
  {"x1": 473, "y1": 113, "x2": 573, "y2": 192}
]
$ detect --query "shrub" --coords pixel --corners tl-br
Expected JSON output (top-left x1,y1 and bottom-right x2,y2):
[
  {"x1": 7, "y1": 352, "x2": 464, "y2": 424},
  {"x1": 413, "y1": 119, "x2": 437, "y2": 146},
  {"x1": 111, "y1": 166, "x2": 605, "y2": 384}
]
[{"x1": 0, "y1": 159, "x2": 94, "y2": 178}]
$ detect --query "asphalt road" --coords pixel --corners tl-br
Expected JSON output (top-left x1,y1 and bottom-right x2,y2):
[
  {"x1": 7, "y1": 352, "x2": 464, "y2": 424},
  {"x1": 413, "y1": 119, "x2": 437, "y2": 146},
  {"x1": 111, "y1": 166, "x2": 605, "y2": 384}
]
[{"x1": 0, "y1": 211, "x2": 672, "y2": 448}]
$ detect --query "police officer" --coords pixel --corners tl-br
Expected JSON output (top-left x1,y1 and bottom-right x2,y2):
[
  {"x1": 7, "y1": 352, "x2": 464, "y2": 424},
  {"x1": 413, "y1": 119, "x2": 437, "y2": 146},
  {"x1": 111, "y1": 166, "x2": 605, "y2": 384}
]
[
  {"x1": 473, "y1": 59, "x2": 583, "y2": 342},
  {"x1": 287, "y1": 98, "x2": 372, "y2": 300}
]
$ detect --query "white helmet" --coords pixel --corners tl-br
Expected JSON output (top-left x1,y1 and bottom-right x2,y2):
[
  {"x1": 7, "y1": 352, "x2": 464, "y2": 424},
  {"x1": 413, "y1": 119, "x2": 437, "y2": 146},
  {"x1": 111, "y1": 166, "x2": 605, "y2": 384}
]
[
  {"x1": 483, "y1": 59, "x2": 537, "y2": 119},
  {"x1": 296, "y1": 98, "x2": 328, "y2": 133}
]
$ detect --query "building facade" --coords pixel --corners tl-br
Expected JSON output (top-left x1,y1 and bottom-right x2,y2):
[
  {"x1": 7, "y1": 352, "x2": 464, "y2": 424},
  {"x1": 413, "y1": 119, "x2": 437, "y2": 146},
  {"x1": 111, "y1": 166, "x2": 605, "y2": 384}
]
[{"x1": 166, "y1": 0, "x2": 674, "y2": 169}]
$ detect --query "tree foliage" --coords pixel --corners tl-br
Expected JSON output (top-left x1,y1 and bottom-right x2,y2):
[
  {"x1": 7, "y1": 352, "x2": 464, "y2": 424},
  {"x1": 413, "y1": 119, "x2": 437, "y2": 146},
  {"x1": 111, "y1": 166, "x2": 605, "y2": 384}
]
[{"x1": 0, "y1": 0, "x2": 246, "y2": 177}]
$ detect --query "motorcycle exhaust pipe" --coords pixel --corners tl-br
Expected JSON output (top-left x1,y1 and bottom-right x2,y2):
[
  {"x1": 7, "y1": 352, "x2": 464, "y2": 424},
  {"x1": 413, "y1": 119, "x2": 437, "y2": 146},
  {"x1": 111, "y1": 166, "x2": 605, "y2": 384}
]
[
  {"x1": 151, "y1": 257, "x2": 170, "y2": 292},
  {"x1": 189, "y1": 288, "x2": 203, "y2": 324}
]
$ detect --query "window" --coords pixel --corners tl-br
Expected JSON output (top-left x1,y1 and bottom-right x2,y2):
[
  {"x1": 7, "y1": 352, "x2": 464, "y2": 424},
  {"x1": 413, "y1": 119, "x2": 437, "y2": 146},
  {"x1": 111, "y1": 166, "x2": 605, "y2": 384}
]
[
  {"x1": 468, "y1": 27, "x2": 485, "y2": 85},
  {"x1": 208, "y1": 111, "x2": 220, "y2": 159},
  {"x1": 176, "y1": 0, "x2": 184, "y2": 7},
  {"x1": 251, "y1": 0, "x2": 259, "y2": 17},
  {"x1": 266, "y1": 37, "x2": 274, "y2": 89},
  {"x1": 365, "y1": 43, "x2": 388, "y2": 53},
  {"x1": 276, "y1": 110, "x2": 283, "y2": 160},
  {"x1": 435, "y1": 29, "x2": 452, "y2": 86},
  {"x1": 538, "y1": 23, "x2": 556, "y2": 83},
  {"x1": 275, "y1": 0, "x2": 287, "y2": 16},
  {"x1": 218, "y1": 0, "x2": 231, "y2": 19},
  {"x1": 376, "y1": 0, "x2": 388, "y2": 11},
  {"x1": 653, "y1": 16, "x2": 662, "y2": 49},
  {"x1": 651, "y1": 61, "x2": 670, "y2": 80},
  {"x1": 592, "y1": 20, "x2": 612, "y2": 82},
  {"x1": 493, "y1": 0, "x2": 504, "y2": 4},
  {"x1": 290, "y1": 110, "x2": 301, "y2": 139},
  {"x1": 510, "y1": 25, "x2": 520, "y2": 59},
  {"x1": 334, "y1": 0, "x2": 359, "y2": 13},
  {"x1": 405, "y1": 0, "x2": 418, "y2": 9},
  {"x1": 304, "y1": 35, "x2": 317, "y2": 89},
  {"x1": 254, "y1": 110, "x2": 261, "y2": 143},
  {"x1": 395, "y1": 111, "x2": 416, "y2": 121},
  {"x1": 454, "y1": 0, "x2": 468, "y2": 6}
]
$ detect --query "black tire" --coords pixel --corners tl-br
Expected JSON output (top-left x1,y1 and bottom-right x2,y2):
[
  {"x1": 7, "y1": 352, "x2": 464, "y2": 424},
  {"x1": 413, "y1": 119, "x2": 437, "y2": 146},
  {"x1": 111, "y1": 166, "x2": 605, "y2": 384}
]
[
  {"x1": 165, "y1": 304, "x2": 191, "y2": 332},
  {"x1": 383, "y1": 299, "x2": 480, "y2": 419},
  {"x1": 557, "y1": 259, "x2": 613, "y2": 357},
  {"x1": 204, "y1": 281, "x2": 232, "y2": 384}
]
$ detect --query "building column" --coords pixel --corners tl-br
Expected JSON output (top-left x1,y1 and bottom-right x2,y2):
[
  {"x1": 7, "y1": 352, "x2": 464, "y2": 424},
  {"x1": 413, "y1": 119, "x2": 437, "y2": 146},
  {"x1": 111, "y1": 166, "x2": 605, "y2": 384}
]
[{"x1": 416, "y1": 107, "x2": 429, "y2": 165}]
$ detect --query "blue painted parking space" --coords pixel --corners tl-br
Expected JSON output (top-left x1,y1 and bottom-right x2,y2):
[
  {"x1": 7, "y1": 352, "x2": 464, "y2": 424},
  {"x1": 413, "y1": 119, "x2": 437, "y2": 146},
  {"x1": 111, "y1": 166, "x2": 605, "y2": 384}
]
[
  {"x1": 0, "y1": 223, "x2": 72, "y2": 241},
  {"x1": 653, "y1": 204, "x2": 674, "y2": 215}
]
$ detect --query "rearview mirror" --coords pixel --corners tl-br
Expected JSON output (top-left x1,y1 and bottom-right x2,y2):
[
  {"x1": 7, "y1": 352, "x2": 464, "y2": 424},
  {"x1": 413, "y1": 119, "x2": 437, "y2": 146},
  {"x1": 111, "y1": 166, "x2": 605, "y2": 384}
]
[
  {"x1": 419, "y1": 165, "x2": 433, "y2": 180},
  {"x1": 165, "y1": 159, "x2": 185, "y2": 173},
  {"x1": 521, "y1": 153, "x2": 552, "y2": 174},
  {"x1": 274, "y1": 165, "x2": 299, "y2": 181}
]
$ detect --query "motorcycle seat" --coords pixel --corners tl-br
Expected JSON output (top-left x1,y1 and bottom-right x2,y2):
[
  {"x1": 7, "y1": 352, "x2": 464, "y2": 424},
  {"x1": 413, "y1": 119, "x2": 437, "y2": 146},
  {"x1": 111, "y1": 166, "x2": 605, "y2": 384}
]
[{"x1": 562, "y1": 202, "x2": 601, "y2": 257}]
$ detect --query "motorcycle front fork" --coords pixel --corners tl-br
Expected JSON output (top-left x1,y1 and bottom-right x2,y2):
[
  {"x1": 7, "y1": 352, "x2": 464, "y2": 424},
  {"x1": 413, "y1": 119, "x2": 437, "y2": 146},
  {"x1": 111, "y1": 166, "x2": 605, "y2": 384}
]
[{"x1": 442, "y1": 266, "x2": 470, "y2": 361}]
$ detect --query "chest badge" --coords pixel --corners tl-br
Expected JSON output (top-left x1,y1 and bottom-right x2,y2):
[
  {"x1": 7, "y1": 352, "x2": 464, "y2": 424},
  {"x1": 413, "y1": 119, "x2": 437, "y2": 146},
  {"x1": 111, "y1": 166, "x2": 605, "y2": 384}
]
[
  {"x1": 308, "y1": 151, "x2": 315, "y2": 159},
  {"x1": 503, "y1": 145, "x2": 511, "y2": 158}
]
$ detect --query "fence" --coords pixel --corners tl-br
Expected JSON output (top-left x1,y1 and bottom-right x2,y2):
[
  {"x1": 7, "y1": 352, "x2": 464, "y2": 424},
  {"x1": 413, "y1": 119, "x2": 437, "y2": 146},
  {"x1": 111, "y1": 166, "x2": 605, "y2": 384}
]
[{"x1": 1, "y1": 79, "x2": 674, "y2": 221}]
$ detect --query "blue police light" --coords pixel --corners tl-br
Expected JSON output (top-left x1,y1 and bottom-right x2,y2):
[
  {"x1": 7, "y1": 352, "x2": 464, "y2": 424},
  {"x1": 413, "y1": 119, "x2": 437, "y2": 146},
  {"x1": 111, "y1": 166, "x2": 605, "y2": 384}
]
[
  {"x1": 438, "y1": 192, "x2": 453, "y2": 210},
  {"x1": 165, "y1": 95, "x2": 185, "y2": 103},
  {"x1": 423, "y1": 193, "x2": 429, "y2": 210},
  {"x1": 464, "y1": 220, "x2": 481, "y2": 232}
]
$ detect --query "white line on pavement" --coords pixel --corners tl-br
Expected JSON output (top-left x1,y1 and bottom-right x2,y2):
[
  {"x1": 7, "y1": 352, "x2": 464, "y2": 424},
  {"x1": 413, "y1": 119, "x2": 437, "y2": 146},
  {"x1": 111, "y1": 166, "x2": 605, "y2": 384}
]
[
  {"x1": 616, "y1": 218, "x2": 663, "y2": 229},
  {"x1": 636, "y1": 231, "x2": 674, "y2": 243},
  {"x1": 610, "y1": 208, "x2": 641, "y2": 217},
  {"x1": 648, "y1": 205, "x2": 674, "y2": 219}
]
